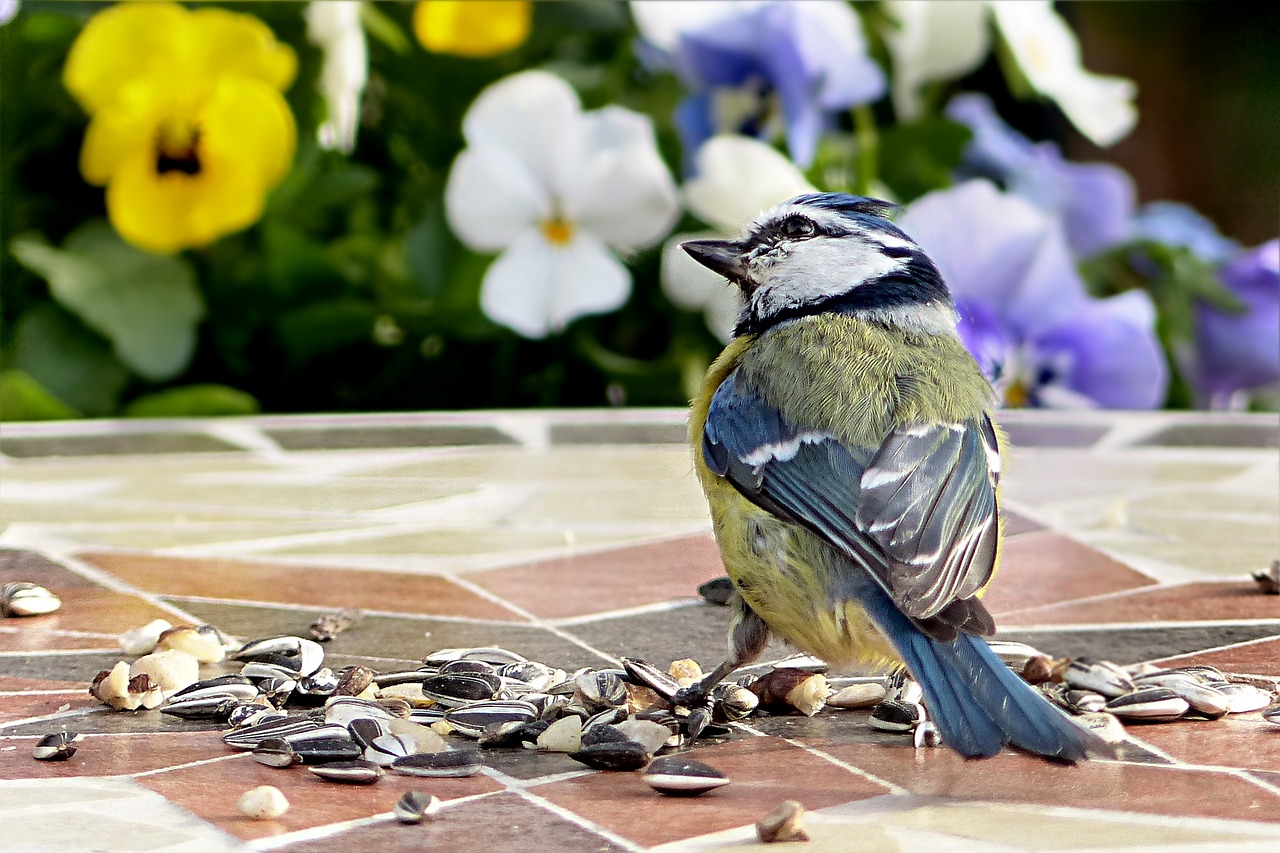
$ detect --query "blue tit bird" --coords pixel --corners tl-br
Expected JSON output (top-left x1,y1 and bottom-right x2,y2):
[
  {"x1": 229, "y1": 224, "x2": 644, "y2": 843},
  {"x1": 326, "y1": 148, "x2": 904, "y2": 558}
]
[{"x1": 679, "y1": 193, "x2": 1110, "y2": 761}]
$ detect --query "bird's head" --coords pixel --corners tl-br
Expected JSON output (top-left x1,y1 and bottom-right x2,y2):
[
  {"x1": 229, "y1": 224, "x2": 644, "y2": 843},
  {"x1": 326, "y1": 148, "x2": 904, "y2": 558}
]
[{"x1": 682, "y1": 193, "x2": 955, "y2": 338}]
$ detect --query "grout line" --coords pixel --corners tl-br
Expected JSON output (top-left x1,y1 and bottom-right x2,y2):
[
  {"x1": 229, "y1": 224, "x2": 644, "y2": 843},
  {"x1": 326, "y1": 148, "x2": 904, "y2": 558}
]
[
  {"x1": 1241, "y1": 771, "x2": 1280, "y2": 798},
  {"x1": 502, "y1": 768, "x2": 596, "y2": 789},
  {"x1": 733, "y1": 721, "x2": 906, "y2": 796},
  {"x1": 999, "y1": 618, "x2": 1280, "y2": 633},
  {"x1": 548, "y1": 598, "x2": 706, "y2": 627},
  {"x1": 0, "y1": 626, "x2": 119, "y2": 640},
  {"x1": 129, "y1": 751, "x2": 247, "y2": 778},
  {"x1": 0, "y1": 689, "x2": 85, "y2": 697},
  {"x1": 0, "y1": 647, "x2": 119, "y2": 656},
  {"x1": 1146, "y1": 633, "x2": 1280, "y2": 664},
  {"x1": 29, "y1": 549, "x2": 214, "y2": 627},
  {"x1": 0, "y1": 705, "x2": 100, "y2": 729},
  {"x1": 990, "y1": 582, "x2": 1164, "y2": 622},
  {"x1": 160, "y1": 593, "x2": 527, "y2": 627},
  {"x1": 483, "y1": 765, "x2": 649, "y2": 853}
]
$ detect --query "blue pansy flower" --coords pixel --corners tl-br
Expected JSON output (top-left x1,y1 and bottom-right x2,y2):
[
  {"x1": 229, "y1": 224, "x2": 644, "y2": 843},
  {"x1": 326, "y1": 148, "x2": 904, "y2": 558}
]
[
  {"x1": 1195, "y1": 239, "x2": 1280, "y2": 405},
  {"x1": 631, "y1": 1, "x2": 885, "y2": 168},
  {"x1": 947, "y1": 93, "x2": 1136, "y2": 259},
  {"x1": 1130, "y1": 201, "x2": 1240, "y2": 265},
  {"x1": 899, "y1": 179, "x2": 1167, "y2": 409}
]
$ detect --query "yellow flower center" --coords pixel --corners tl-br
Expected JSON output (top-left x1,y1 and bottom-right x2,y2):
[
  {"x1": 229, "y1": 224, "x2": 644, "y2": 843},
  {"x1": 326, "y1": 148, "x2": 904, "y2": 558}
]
[
  {"x1": 540, "y1": 217, "x2": 575, "y2": 246},
  {"x1": 154, "y1": 119, "x2": 202, "y2": 177},
  {"x1": 1004, "y1": 378, "x2": 1030, "y2": 408}
]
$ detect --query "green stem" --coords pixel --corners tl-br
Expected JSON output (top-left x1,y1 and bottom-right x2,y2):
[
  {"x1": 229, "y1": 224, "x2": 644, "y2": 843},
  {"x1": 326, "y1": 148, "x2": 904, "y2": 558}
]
[{"x1": 853, "y1": 104, "x2": 879, "y2": 196}]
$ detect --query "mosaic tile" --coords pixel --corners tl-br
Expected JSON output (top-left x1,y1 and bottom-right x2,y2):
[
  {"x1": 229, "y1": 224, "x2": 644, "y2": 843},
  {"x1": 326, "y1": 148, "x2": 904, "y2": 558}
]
[
  {"x1": 998, "y1": 581, "x2": 1280, "y2": 628},
  {"x1": 0, "y1": 651, "x2": 148, "y2": 685},
  {"x1": 0, "y1": 588, "x2": 180, "y2": 642},
  {"x1": 260, "y1": 527, "x2": 634, "y2": 563},
  {"x1": 77, "y1": 553, "x2": 524, "y2": 622},
  {"x1": 1131, "y1": 715, "x2": 1280, "y2": 774},
  {"x1": 1002, "y1": 451, "x2": 1245, "y2": 508},
  {"x1": 535, "y1": 735, "x2": 890, "y2": 848},
  {"x1": 0, "y1": 549, "x2": 102, "y2": 588},
  {"x1": 1096, "y1": 515, "x2": 1280, "y2": 578},
  {"x1": 997, "y1": 624, "x2": 1280, "y2": 665},
  {"x1": 819, "y1": 740, "x2": 1280, "y2": 823},
  {"x1": 1138, "y1": 422, "x2": 1280, "y2": 448},
  {"x1": 1000, "y1": 421, "x2": 1109, "y2": 448},
  {"x1": 137, "y1": 745, "x2": 503, "y2": 842},
  {"x1": 1, "y1": 704, "x2": 224, "y2": 738},
  {"x1": 0, "y1": 777, "x2": 244, "y2": 852},
  {"x1": 0, "y1": 432, "x2": 237, "y2": 457},
  {"x1": 281, "y1": 790, "x2": 631, "y2": 853},
  {"x1": 265, "y1": 423, "x2": 518, "y2": 450},
  {"x1": 982, "y1": 531, "x2": 1157, "y2": 617},
  {"x1": 1150, "y1": 636, "x2": 1280, "y2": 675},
  {"x1": 550, "y1": 421, "x2": 689, "y2": 444},
  {"x1": 106, "y1": 476, "x2": 479, "y2": 515},
  {"x1": 0, "y1": 688, "x2": 95, "y2": 727},
  {"x1": 0, "y1": 731, "x2": 232, "y2": 780},
  {"x1": 361, "y1": 444, "x2": 696, "y2": 483},
  {"x1": 468, "y1": 535, "x2": 721, "y2": 620},
  {"x1": 507, "y1": 482, "x2": 711, "y2": 527}
]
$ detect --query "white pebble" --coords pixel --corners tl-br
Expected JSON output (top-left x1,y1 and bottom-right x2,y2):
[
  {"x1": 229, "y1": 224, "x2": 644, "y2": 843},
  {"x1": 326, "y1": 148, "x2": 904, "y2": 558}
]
[{"x1": 238, "y1": 785, "x2": 289, "y2": 820}]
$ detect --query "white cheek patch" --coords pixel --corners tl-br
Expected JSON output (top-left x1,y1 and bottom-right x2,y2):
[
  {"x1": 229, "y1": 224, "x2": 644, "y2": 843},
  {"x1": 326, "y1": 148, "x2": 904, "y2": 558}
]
[{"x1": 751, "y1": 236, "x2": 907, "y2": 318}]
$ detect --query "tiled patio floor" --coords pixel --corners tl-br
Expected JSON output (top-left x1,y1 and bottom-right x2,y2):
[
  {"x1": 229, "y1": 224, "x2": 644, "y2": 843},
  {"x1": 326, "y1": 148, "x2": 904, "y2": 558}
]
[{"x1": 0, "y1": 409, "x2": 1277, "y2": 852}]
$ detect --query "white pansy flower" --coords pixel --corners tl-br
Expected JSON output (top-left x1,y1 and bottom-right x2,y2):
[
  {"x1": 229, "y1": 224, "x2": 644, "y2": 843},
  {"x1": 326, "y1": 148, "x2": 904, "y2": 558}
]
[
  {"x1": 882, "y1": 1, "x2": 990, "y2": 121},
  {"x1": 306, "y1": 1, "x2": 368, "y2": 154},
  {"x1": 989, "y1": 1, "x2": 1136, "y2": 147},
  {"x1": 661, "y1": 136, "x2": 814, "y2": 341},
  {"x1": 445, "y1": 71, "x2": 679, "y2": 339}
]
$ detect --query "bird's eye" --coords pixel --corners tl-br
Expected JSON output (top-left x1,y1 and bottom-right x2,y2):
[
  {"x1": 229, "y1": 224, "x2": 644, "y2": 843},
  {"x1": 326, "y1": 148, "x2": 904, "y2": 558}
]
[{"x1": 779, "y1": 217, "x2": 816, "y2": 239}]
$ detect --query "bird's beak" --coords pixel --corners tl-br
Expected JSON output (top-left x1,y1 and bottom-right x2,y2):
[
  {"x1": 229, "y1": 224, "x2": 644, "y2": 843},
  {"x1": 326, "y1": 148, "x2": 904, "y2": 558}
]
[{"x1": 681, "y1": 239, "x2": 753, "y2": 292}]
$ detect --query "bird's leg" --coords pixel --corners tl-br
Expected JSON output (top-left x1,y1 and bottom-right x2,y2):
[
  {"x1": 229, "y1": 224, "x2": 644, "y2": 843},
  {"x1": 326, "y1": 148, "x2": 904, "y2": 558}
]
[{"x1": 674, "y1": 599, "x2": 769, "y2": 742}]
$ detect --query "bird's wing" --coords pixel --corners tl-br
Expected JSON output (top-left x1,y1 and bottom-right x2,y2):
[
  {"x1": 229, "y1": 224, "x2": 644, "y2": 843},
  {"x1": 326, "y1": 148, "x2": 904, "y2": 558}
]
[{"x1": 703, "y1": 370, "x2": 999, "y2": 640}]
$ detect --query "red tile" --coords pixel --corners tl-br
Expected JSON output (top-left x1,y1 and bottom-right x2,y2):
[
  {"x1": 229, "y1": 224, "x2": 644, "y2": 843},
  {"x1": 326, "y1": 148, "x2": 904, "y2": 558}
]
[
  {"x1": 535, "y1": 735, "x2": 890, "y2": 847},
  {"x1": 1130, "y1": 716, "x2": 1280, "y2": 773},
  {"x1": 0, "y1": 690, "x2": 95, "y2": 726},
  {"x1": 138, "y1": 748, "x2": 503, "y2": 842},
  {"x1": 469, "y1": 535, "x2": 724, "y2": 620},
  {"x1": 0, "y1": 731, "x2": 227, "y2": 779},
  {"x1": 1000, "y1": 582, "x2": 1280, "y2": 628},
  {"x1": 983, "y1": 532, "x2": 1157, "y2": 616},
  {"x1": 0, "y1": 586, "x2": 175, "y2": 647},
  {"x1": 0, "y1": 677, "x2": 83, "y2": 690},
  {"x1": 1003, "y1": 511, "x2": 1045, "y2": 538},
  {"x1": 0, "y1": 548, "x2": 102, "y2": 589},
  {"x1": 0, "y1": 628, "x2": 115, "y2": 652},
  {"x1": 818, "y1": 740, "x2": 1280, "y2": 823},
  {"x1": 1150, "y1": 637, "x2": 1280, "y2": 676},
  {"x1": 77, "y1": 552, "x2": 524, "y2": 622},
  {"x1": 282, "y1": 792, "x2": 629, "y2": 853}
]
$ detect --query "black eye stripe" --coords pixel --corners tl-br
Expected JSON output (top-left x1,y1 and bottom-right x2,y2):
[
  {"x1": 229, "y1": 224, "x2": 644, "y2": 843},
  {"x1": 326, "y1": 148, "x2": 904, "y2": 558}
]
[{"x1": 880, "y1": 245, "x2": 914, "y2": 259}]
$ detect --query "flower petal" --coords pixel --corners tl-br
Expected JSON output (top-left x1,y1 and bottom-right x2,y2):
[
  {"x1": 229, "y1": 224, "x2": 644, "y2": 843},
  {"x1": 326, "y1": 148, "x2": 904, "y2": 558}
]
[
  {"x1": 200, "y1": 78, "x2": 296, "y2": 188},
  {"x1": 562, "y1": 107, "x2": 679, "y2": 253},
  {"x1": 661, "y1": 230, "x2": 742, "y2": 341},
  {"x1": 186, "y1": 7, "x2": 297, "y2": 92},
  {"x1": 306, "y1": 0, "x2": 368, "y2": 154},
  {"x1": 1196, "y1": 240, "x2": 1280, "y2": 395},
  {"x1": 414, "y1": 0, "x2": 531, "y2": 58},
  {"x1": 683, "y1": 135, "x2": 815, "y2": 231},
  {"x1": 481, "y1": 230, "x2": 631, "y2": 338},
  {"x1": 462, "y1": 70, "x2": 581, "y2": 197},
  {"x1": 629, "y1": 1, "x2": 759, "y2": 53},
  {"x1": 884, "y1": 1, "x2": 990, "y2": 120},
  {"x1": 990, "y1": 0, "x2": 1136, "y2": 146},
  {"x1": 445, "y1": 147, "x2": 550, "y2": 252},
  {"x1": 1032, "y1": 291, "x2": 1168, "y2": 409},
  {"x1": 63, "y1": 1, "x2": 189, "y2": 114}
]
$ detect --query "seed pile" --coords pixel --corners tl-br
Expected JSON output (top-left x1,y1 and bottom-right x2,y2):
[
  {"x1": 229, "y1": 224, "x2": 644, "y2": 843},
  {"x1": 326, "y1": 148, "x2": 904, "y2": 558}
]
[{"x1": 38, "y1": 623, "x2": 1280, "y2": 831}]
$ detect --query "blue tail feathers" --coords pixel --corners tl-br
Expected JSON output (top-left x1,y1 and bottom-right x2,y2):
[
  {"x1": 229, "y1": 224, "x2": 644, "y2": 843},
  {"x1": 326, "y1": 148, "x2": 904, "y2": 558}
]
[{"x1": 867, "y1": 588, "x2": 1109, "y2": 761}]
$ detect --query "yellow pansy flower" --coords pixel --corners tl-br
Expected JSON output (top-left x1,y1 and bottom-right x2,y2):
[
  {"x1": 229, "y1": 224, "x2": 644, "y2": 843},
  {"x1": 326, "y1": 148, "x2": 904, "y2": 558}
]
[
  {"x1": 413, "y1": 0, "x2": 532, "y2": 58},
  {"x1": 64, "y1": 2, "x2": 297, "y2": 253}
]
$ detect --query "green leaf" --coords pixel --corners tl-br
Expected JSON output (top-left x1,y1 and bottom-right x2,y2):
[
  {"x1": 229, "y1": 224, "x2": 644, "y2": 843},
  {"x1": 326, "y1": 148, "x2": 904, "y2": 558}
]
[
  {"x1": 359, "y1": 1, "x2": 412, "y2": 55},
  {"x1": 10, "y1": 222, "x2": 204, "y2": 381},
  {"x1": 124, "y1": 385, "x2": 260, "y2": 418},
  {"x1": 404, "y1": 202, "x2": 451, "y2": 298},
  {"x1": 6, "y1": 304, "x2": 130, "y2": 417},
  {"x1": 0, "y1": 369, "x2": 79, "y2": 421},
  {"x1": 275, "y1": 297, "x2": 380, "y2": 364},
  {"x1": 878, "y1": 118, "x2": 973, "y2": 202}
]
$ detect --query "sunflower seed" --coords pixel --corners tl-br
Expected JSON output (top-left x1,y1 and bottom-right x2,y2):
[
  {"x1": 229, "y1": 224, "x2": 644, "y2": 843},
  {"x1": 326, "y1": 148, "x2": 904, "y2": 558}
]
[
  {"x1": 575, "y1": 670, "x2": 627, "y2": 709},
  {"x1": 1262, "y1": 704, "x2": 1280, "y2": 726},
  {"x1": 325, "y1": 696, "x2": 395, "y2": 726},
  {"x1": 252, "y1": 738, "x2": 301, "y2": 769},
  {"x1": 394, "y1": 791, "x2": 442, "y2": 823},
  {"x1": 613, "y1": 719, "x2": 673, "y2": 755},
  {"x1": 295, "y1": 667, "x2": 340, "y2": 699},
  {"x1": 292, "y1": 736, "x2": 363, "y2": 765},
  {"x1": 364, "y1": 733, "x2": 418, "y2": 767},
  {"x1": 223, "y1": 717, "x2": 321, "y2": 750},
  {"x1": 445, "y1": 700, "x2": 539, "y2": 738},
  {"x1": 309, "y1": 608, "x2": 362, "y2": 642},
  {"x1": 1062, "y1": 689, "x2": 1108, "y2": 715},
  {"x1": 32, "y1": 732, "x2": 80, "y2": 761},
  {"x1": 756, "y1": 800, "x2": 809, "y2": 843},
  {"x1": 499, "y1": 661, "x2": 555, "y2": 690},
  {"x1": 232, "y1": 636, "x2": 325, "y2": 677},
  {"x1": 1063, "y1": 659, "x2": 1135, "y2": 698},
  {"x1": 536, "y1": 715, "x2": 583, "y2": 753},
  {"x1": 1105, "y1": 687, "x2": 1189, "y2": 722},
  {"x1": 869, "y1": 700, "x2": 926, "y2": 733},
  {"x1": 335, "y1": 666, "x2": 375, "y2": 697},
  {"x1": 827, "y1": 682, "x2": 887, "y2": 709},
  {"x1": 1218, "y1": 683, "x2": 1273, "y2": 713},
  {"x1": 309, "y1": 760, "x2": 384, "y2": 784},
  {"x1": 569, "y1": 740, "x2": 650, "y2": 771},
  {"x1": 160, "y1": 693, "x2": 241, "y2": 720},
  {"x1": 643, "y1": 755, "x2": 729, "y2": 796},
  {"x1": 1139, "y1": 675, "x2": 1229, "y2": 718},
  {"x1": 423, "y1": 647, "x2": 525, "y2": 667},
  {"x1": 421, "y1": 673, "x2": 501, "y2": 707},
  {"x1": 440, "y1": 660, "x2": 498, "y2": 677},
  {"x1": 913, "y1": 720, "x2": 942, "y2": 748},
  {"x1": 391, "y1": 749, "x2": 483, "y2": 778},
  {"x1": 1, "y1": 582, "x2": 61, "y2": 617},
  {"x1": 347, "y1": 716, "x2": 391, "y2": 751}
]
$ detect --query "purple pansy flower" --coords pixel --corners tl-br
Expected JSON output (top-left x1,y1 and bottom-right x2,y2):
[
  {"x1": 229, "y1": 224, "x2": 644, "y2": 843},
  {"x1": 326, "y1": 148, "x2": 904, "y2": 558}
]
[
  {"x1": 947, "y1": 93, "x2": 1136, "y2": 259},
  {"x1": 1130, "y1": 201, "x2": 1240, "y2": 265},
  {"x1": 899, "y1": 180, "x2": 1168, "y2": 409},
  {"x1": 631, "y1": 1, "x2": 885, "y2": 168},
  {"x1": 1195, "y1": 240, "x2": 1280, "y2": 403}
]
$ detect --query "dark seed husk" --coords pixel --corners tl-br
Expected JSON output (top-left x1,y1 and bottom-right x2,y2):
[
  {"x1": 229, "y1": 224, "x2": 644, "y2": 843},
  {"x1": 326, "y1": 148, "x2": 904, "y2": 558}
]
[
  {"x1": 348, "y1": 716, "x2": 390, "y2": 750},
  {"x1": 440, "y1": 660, "x2": 497, "y2": 676},
  {"x1": 391, "y1": 749, "x2": 483, "y2": 778},
  {"x1": 697, "y1": 576, "x2": 734, "y2": 606},
  {"x1": 1105, "y1": 687, "x2": 1189, "y2": 722},
  {"x1": 869, "y1": 700, "x2": 924, "y2": 733},
  {"x1": 161, "y1": 693, "x2": 241, "y2": 720},
  {"x1": 394, "y1": 791, "x2": 441, "y2": 823},
  {"x1": 621, "y1": 658, "x2": 680, "y2": 701},
  {"x1": 580, "y1": 723, "x2": 633, "y2": 749},
  {"x1": 223, "y1": 717, "x2": 320, "y2": 750},
  {"x1": 169, "y1": 675, "x2": 256, "y2": 701},
  {"x1": 308, "y1": 760, "x2": 384, "y2": 784},
  {"x1": 421, "y1": 673, "x2": 501, "y2": 708},
  {"x1": 478, "y1": 720, "x2": 528, "y2": 748},
  {"x1": 291, "y1": 736, "x2": 363, "y2": 764},
  {"x1": 568, "y1": 740, "x2": 650, "y2": 771},
  {"x1": 252, "y1": 738, "x2": 301, "y2": 768},
  {"x1": 33, "y1": 732, "x2": 80, "y2": 761},
  {"x1": 643, "y1": 756, "x2": 729, "y2": 796},
  {"x1": 444, "y1": 700, "x2": 538, "y2": 738}
]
